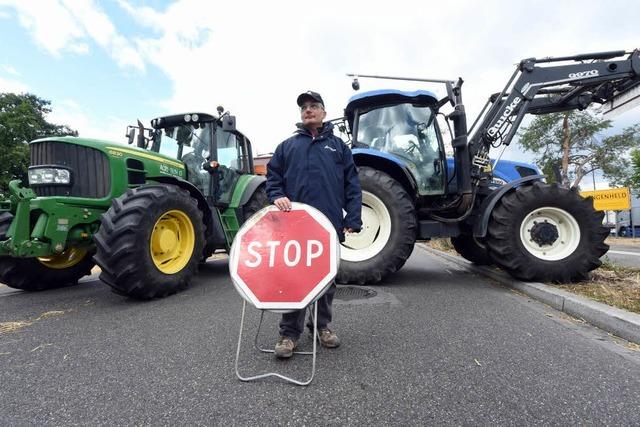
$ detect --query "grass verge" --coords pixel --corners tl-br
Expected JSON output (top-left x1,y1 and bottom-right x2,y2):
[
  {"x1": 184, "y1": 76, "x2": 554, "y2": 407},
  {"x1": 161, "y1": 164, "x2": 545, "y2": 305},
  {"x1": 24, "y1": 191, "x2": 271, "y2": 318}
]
[{"x1": 557, "y1": 260, "x2": 640, "y2": 315}]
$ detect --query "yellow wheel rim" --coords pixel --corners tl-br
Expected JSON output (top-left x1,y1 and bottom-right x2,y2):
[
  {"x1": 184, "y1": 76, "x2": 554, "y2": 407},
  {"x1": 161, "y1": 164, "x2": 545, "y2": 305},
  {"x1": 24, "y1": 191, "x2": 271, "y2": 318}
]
[
  {"x1": 38, "y1": 247, "x2": 88, "y2": 270},
  {"x1": 150, "y1": 209, "x2": 196, "y2": 275}
]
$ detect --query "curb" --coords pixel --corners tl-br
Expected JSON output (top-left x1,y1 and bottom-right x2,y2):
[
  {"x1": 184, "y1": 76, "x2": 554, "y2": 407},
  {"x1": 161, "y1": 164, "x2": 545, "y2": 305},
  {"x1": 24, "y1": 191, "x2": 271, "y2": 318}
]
[{"x1": 418, "y1": 244, "x2": 640, "y2": 345}]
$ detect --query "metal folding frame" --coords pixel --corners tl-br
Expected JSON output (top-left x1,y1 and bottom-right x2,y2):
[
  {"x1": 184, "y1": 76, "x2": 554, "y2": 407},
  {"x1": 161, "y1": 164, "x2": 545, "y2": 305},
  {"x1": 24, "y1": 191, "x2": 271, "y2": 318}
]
[{"x1": 235, "y1": 300, "x2": 319, "y2": 386}]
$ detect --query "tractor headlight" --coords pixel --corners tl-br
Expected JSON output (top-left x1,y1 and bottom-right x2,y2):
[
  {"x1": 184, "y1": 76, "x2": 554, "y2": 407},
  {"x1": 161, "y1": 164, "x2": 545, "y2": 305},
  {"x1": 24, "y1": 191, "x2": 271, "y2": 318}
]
[
  {"x1": 489, "y1": 177, "x2": 508, "y2": 188},
  {"x1": 28, "y1": 167, "x2": 72, "y2": 185}
]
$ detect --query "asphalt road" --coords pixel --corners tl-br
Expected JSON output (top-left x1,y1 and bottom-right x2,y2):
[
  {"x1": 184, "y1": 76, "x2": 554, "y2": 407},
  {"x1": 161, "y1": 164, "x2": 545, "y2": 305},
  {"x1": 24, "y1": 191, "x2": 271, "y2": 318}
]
[
  {"x1": 603, "y1": 243, "x2": 640, "y2": 268},
  {"x1": 1, "y1": 248, "x2": 640, "y2": 425}
]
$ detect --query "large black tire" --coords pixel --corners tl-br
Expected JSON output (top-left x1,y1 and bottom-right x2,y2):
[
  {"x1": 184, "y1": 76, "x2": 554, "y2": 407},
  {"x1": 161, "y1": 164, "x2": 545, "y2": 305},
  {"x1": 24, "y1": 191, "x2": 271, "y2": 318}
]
[
  {"x1": 337, "y1": 167, "x2": 417, "y2": 285},
  {"x1": 486, "y1": 182, "x2": 609, "y2": 283},
  {"x1": 242, "y1": 186, "x2": 269, "y2": 222},
  {"x1": 0, "y1": 212, "x2": 95, "y2": 291},
  {"x1": 450, "y1": 234, "x2": 493, "y2": 266},
  {"x1": 94, "y1": 185, "x2": 205, "y2": 299}
]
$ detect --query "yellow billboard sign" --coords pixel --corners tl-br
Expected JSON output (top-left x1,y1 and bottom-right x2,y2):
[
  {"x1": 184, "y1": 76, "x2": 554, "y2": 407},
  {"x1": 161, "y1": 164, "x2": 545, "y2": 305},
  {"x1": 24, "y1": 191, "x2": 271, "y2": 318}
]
[{"x1": 580, "y1": 187, "x2": 631, "y2": 211}]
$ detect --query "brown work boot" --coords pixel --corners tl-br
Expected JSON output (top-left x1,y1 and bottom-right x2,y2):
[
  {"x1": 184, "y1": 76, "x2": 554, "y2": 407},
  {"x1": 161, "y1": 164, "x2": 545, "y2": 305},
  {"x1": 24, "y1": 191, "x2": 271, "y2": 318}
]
[
  {"x1": 318, "y1": 328, "x2": 340, "y2": 348},
  {"x1": 274, "y1": 336, "x2": 297, "y2": 358}
]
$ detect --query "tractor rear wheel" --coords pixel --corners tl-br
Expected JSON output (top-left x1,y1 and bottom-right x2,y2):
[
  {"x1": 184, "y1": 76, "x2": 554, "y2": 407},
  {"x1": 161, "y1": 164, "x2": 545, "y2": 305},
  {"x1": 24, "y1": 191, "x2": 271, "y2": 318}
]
[
  {"x1": 94, "y1": 185, "x2": 204, "y2": 299},
  {"x1": 337, "y1": 167, "x2": 417, "y2": 285},
  {"x1": 450, "y1": 234, "x2": 493, "y2": 266},
  {"x1": 485, "y1": 182, "x2": 609, "y2": 282},
  {"x1": 0, "y1": 213, "x2": 95, "y2": 291}
]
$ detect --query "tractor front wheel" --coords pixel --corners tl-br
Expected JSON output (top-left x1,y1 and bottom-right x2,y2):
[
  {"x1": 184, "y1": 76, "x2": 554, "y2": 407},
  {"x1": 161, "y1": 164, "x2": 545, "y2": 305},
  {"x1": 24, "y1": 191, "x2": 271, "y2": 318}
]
[
  {"x1": 94, "y1": 185, "x2": 204, "y2": 299},
  {"x1": 485, "y1": 182, "x2": 609, "y2": 282},
  {"x1": 451, "y1": 234, "x2": 493, "y2": 266},
  {"x1": 337, "y1": 167, "x2": 417, "y2": 284},
  {"x1": 0, "y1": 213, "x2": 95, "y2": 291}
]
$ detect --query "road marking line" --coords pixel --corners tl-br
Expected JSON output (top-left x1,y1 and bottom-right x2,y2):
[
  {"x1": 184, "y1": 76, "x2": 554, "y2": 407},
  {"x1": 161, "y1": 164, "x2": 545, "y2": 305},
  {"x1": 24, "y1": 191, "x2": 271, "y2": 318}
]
[{"x1": 608, "y1": 250, "x2": 640, "y2": 257}]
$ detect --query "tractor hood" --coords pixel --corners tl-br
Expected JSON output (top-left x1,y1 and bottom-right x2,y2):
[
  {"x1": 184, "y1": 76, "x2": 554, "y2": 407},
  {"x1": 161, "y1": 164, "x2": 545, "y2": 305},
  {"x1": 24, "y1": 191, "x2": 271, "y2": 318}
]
[{"x1": 30, "y1": 135, "x2": 183, "y2": 168}]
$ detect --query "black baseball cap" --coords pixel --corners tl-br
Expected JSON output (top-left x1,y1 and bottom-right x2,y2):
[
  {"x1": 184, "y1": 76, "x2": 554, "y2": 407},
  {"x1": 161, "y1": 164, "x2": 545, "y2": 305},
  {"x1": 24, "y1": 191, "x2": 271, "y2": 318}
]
[{"x1": 296, "y1": 90, "x2": 324, "y2": 107}]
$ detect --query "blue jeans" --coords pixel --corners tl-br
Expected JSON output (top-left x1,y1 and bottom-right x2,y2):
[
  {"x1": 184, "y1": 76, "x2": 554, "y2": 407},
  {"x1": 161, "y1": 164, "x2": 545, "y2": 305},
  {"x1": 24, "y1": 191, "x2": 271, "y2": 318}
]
[{"x1": 279, "y1": 282, "x2": 336, "y2": 340}]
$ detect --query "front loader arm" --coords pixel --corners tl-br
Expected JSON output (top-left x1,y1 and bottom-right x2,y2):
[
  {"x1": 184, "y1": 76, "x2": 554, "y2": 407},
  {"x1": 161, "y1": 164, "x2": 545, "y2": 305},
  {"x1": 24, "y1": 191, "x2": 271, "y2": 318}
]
[{"x1": 469, "y1": 49, "x2": 640, "y2": 154}]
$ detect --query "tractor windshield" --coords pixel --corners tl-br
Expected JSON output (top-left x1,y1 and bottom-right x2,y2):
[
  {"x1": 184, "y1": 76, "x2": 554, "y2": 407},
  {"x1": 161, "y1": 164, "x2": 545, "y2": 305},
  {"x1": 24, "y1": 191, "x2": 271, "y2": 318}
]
[
  {"x1": 357, "y1": 103, "x2": 445, "y2": 195},
  {"x1": 158, "y1": 122, "x2": 213, "y2": 194}
]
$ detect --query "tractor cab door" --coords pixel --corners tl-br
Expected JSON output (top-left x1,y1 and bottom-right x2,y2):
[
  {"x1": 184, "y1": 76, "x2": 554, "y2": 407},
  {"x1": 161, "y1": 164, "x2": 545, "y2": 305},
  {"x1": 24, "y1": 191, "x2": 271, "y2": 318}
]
[
  {"x1": 357, "y1": 103, "x2": 447, "y2": 196},
  {"x1": 212, "y1": 124, "x2": 248, "y2": 206}
]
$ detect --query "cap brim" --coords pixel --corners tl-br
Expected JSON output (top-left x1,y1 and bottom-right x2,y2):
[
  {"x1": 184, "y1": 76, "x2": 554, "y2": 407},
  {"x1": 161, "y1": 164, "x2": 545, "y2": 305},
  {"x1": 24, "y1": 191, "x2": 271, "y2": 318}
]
[{"x1": 297, "y1": 93, "x2": 321, "y2": 106}]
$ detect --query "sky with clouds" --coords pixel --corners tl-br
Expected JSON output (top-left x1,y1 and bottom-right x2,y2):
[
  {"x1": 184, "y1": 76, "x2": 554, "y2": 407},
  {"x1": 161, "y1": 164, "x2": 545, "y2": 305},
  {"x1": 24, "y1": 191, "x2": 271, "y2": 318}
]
[{"x1": 0, "y1": 0, "x2": 638, "y2": 187}]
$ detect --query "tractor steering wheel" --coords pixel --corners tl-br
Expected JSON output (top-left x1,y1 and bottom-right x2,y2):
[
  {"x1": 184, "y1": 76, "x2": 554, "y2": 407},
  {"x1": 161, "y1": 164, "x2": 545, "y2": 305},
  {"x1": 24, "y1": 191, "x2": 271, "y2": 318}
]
[{"x1": 405, "y1": 140, "x2": 421, "y2": 158}]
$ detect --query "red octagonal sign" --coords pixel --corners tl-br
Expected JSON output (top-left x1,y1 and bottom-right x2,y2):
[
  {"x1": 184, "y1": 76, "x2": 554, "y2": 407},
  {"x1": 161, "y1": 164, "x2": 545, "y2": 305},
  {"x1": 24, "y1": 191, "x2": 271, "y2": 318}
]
[{"x1": 229, "y1": 202, "x2": 339, "y2": 311}]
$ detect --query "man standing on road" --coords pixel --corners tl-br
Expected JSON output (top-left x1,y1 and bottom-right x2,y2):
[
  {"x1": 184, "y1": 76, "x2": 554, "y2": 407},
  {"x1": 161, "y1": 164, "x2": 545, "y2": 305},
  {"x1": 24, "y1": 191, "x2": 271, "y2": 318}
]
[{"x1": 266, "y1": 90, "x2": 362, "y2": 358}]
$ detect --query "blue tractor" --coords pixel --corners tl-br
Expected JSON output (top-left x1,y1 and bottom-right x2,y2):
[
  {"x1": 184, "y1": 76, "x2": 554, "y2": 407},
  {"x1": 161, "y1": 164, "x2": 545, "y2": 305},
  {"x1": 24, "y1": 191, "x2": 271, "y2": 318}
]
[{"x1": 335, "y1": 49, "x2": 640, "y2": 284}]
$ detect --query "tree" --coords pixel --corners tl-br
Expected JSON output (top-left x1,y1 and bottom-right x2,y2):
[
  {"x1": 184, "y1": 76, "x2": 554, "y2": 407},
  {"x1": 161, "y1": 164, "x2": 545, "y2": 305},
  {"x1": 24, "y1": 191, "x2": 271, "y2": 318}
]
[
  {"x1": 0, "y1": 93, "x2": 77, "y2": 193},
  {"x1": 629, "y1": 149, "x2": 640, "y2": 192},
  {"x1": 518, "y1": 110, "x2": 640, "y2": 189}
]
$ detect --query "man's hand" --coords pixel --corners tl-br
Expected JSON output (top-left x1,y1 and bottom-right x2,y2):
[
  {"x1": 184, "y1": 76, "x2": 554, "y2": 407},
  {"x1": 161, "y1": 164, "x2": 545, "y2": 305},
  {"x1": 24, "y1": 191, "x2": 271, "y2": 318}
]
[
  {"x1": 202, "y1": 160, "x2": 220, "y2": 173},
  {"x1": 343, "y1": 227, "x2": 357, "y2": 234},
  {"x1": 274, "y1": 197, "x2": 292, "y2": 211}
]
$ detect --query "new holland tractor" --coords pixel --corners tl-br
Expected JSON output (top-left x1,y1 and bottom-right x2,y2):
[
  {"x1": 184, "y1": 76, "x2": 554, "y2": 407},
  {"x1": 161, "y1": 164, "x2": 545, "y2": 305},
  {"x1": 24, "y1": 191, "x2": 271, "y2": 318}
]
[
  {"x1": 0, "y1": 110, "x2": 267, "y2": 298},
  {"x1": 337, "y1": 49, "x2": 640, "y2": 285}
]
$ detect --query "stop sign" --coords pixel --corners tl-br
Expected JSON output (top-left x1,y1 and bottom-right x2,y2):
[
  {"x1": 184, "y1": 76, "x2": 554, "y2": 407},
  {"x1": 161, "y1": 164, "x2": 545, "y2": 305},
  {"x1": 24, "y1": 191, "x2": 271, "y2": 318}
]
[{"x1": 229, "y1": 202, "x2": 339, "y2": 311}]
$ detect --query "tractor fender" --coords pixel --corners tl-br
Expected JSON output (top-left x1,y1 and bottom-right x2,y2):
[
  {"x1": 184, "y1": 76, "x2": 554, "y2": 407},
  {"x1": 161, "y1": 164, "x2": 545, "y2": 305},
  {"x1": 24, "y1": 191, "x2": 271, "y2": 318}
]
[
  {"x1": 238, "y1": 175, "x2": 266, "y2": 206},
  {"x1": 352, "y1": 149, "x2": 418, "y2": 198},
  {"x1": 473, "y1": 174, "x2": 545, "y2": 237}
]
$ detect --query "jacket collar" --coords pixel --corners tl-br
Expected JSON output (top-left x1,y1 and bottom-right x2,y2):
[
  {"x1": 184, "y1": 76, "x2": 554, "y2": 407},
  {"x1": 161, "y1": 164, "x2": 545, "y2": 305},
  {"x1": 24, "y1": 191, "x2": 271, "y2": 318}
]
[{"x1": 294, "y1": 121, "x2": 334, "y2": 138}]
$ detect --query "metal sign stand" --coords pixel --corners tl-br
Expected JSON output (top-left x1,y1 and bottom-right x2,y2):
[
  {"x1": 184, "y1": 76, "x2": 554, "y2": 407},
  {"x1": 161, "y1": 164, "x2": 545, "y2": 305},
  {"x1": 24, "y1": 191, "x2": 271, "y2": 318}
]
[{"x1": 235, "y1": 300, "x2": 319, "y2": 386}]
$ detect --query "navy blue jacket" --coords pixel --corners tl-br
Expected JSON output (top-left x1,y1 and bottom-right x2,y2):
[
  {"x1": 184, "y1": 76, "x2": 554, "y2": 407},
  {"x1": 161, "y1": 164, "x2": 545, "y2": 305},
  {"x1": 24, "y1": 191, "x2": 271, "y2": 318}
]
[{"x1": 266, "y1": 122, "x2": 362, "y2": 241}]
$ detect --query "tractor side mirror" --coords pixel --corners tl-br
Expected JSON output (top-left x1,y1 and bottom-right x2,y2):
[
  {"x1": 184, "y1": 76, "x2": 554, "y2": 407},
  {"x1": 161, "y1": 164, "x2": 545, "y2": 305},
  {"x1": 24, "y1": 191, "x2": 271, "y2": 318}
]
[
  {"x1": 126, "y1": 127, "x2": 135, "y2": 145},
  {"x1": 222, "y1": 115, "x2": 236, "y2": 132},
  {"x1": 136, "y1": 119, "x2": 146, "y2": 148}
]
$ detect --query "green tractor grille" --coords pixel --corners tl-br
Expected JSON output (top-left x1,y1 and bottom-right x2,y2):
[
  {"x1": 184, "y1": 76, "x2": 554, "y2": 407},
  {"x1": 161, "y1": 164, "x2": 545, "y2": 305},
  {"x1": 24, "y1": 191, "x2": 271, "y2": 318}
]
[{"x1": 30, "y1": 141, "x2": 111, "y2": 198}]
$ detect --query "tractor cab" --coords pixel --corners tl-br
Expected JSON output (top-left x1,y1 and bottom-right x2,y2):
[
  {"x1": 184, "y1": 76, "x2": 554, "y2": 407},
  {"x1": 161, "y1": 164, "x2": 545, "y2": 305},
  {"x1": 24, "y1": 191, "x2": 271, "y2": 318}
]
[
  {"x1": 345, "y1": 89, "x2": 447, "y2": 196},
  {"x1": 127, "y1": 111, "x2": 255, "y2": 207}
]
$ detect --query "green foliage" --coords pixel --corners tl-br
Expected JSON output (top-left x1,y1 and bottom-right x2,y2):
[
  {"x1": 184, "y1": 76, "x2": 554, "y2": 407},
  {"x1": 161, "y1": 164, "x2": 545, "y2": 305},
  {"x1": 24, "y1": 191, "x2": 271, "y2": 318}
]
[
  {"x1": 539, "y1": 160, "x2": 558, "y2": 185},
  {"x1": 629, "y1": 149, "x2": 640, "y2": 194},
  {"x1": 0, "y1": 93, "x2": 77, "y2": 192},
  {"x1": 518, "y1": 110, "x2": 640, "y2": 189}
]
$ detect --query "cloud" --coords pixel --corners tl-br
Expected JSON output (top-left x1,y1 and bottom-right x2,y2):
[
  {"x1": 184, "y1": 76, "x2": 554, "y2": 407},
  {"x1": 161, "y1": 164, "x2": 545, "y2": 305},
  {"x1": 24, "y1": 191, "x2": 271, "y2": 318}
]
[
  {"x1": 4, "y1": 0, "x2": 88, "y2": 57},
  {"x1": 2, "y1": 0, "x2": 144, "y2": 71},
  {"x1": 60, "y1": 0, "x2": 144, "y2": 71},
  {"x1": 47, "y1": 98, "x2": 128, "y2": 143},
  {"x1": 5, "y1": 0, "x2": 639, "y2": 163},
  {"x1": 0, "y1": 76, "x2": 29, "y2": 93},
  {"x1": 1, "y1": 65, "x2": 20, "y2": 77},
  {"x1": 115, "y1": 0, "x2": 640, "y2": 156}
]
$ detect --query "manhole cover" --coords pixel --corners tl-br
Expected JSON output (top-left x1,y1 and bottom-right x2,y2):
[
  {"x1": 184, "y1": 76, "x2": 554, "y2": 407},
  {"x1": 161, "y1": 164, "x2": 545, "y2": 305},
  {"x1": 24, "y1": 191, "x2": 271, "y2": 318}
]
[{"x1": 335, "y1": 286, "x2": 377, "y2": 301}]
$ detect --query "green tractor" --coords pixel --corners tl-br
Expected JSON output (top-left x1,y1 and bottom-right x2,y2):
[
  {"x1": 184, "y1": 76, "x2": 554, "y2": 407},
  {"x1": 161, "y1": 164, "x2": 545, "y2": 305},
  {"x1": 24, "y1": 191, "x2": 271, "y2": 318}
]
[{"x1": 0, "y1": 109, "x2": 268, "y2": 298}]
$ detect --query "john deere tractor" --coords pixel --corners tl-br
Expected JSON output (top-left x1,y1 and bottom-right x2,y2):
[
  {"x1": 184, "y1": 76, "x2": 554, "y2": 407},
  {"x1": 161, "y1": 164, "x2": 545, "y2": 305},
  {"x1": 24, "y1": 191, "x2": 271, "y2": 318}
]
[{"x1": 0, "y1": 110, "x2": 267, "y2": 298}]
